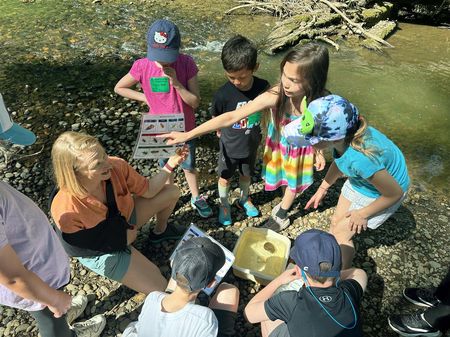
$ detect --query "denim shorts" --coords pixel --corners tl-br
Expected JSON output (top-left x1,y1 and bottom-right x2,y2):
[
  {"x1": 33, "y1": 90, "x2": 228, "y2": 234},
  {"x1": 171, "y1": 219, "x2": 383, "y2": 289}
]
[
  {"x1": 159, "y1": 139, "x2": 196, "y2": 171},
  {"x1": 341, "y1": 180, "x2": 407, "y2": 229}
]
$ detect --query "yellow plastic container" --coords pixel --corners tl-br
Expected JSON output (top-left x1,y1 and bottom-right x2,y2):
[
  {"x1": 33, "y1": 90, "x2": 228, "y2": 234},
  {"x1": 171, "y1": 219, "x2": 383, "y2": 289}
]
[{"x1": 232, "y1": 227, "x2": 291, "y2": 285}]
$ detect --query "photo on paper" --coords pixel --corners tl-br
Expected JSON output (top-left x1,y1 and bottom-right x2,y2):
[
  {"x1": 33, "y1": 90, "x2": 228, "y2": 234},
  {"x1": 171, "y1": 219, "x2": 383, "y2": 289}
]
[{"x1": 170, "y1": 224, "x2": 235, "y2": 296}]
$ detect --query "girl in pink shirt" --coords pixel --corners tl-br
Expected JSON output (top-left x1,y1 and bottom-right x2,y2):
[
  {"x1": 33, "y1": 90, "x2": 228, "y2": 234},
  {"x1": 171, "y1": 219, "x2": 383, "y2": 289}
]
[{"x1": 115, "y1": 19, "x2": 212, "y2": 218}]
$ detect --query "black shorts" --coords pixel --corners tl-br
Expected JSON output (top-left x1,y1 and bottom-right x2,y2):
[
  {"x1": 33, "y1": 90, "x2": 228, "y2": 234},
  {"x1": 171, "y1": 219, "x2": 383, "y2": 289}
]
[
  {"x1": 218, "y1": 146, "x2": 258, "y2": 179},
  {"x1": 212, "y1": 309, "x2": 237, "y2": 337}
]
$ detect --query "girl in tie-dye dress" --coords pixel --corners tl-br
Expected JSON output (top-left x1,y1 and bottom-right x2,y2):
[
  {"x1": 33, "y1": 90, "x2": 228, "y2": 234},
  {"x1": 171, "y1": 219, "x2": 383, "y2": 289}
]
[{"x1": 162, "y1": 43, "x2": 331, "y2": 231}]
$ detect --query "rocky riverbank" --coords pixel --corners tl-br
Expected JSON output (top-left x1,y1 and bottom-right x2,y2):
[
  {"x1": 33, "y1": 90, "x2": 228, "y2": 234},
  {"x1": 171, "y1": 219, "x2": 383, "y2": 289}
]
[{"x1": 0, "y1": 95, "x2": 449, "y2": 336}]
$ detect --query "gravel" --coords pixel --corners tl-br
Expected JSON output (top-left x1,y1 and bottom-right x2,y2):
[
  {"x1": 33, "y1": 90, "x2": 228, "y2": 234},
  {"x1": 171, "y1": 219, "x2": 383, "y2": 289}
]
[{"x1": 0, "y1": 89, "x2": 449, "y2": 337}]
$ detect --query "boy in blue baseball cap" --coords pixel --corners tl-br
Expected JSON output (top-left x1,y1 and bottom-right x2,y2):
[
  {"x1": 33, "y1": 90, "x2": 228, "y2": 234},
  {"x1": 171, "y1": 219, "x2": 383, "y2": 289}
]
[
  {"x1": 244, "y1": 229, "x2": 367, "y2": 337},
  {"x1": 284, "y1": 94, "x2": 410, "y2": 270},
  {"x1": 122, "y1": 237, "x2": 240, "y2": 337}
]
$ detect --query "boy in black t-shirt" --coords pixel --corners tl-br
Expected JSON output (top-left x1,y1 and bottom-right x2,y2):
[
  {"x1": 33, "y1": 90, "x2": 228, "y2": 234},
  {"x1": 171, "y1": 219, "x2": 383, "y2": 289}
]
[
  {"x1": 211, "y1": 35, "x2": 270, "y2": 226},
  {"x1": 244, "y1": 229, "x2": 368, "y2": 337}
]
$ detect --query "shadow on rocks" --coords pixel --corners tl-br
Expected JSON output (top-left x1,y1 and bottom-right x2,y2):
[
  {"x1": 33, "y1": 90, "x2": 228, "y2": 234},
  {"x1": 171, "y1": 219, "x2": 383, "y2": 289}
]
[{"x1": 353, "y1": 205, "x2": 417, "y2": 336}]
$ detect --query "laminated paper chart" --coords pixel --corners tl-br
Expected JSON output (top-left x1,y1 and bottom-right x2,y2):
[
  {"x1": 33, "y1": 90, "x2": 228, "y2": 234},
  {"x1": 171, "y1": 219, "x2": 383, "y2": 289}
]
[{"x1": 133, "y1": 114, "x2": 184, "y2": 159}]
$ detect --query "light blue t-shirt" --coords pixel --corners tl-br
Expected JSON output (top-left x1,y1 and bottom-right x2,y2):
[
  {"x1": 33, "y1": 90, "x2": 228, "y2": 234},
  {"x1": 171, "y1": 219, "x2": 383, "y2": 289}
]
[{"x1": 334, "y1": 127, "x2": 410, "y2": 198}]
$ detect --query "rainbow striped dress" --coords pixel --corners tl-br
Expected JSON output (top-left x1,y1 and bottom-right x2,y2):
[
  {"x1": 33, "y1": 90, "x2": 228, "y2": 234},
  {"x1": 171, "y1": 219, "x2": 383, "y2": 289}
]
[{"x1": 262, "y1": 112, "x2": 314, "y2": 193}]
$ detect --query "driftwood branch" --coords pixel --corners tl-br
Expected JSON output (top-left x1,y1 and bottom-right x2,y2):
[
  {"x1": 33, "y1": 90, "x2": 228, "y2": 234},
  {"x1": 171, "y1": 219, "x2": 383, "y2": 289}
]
[
  {"x1": 316, "y1": 36, "x2": 340, "y2": 50},
  {"x1": 318, "y1": 0, "x2": 394, "y2": 48}
]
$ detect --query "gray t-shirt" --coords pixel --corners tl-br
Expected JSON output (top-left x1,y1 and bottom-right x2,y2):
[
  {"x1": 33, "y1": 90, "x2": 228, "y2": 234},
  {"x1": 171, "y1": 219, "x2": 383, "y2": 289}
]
[
  {"x1": 0, "y1": 181, "x2": 70, "y2": 311},
  {"x1": 122, "y1": 291, "x2": 218, "y2": 337}
]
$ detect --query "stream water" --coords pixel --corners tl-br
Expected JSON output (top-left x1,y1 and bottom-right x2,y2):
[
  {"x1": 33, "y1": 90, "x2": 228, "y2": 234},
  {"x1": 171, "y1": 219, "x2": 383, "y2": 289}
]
[{"x1": 1, "y1": 0, "x2": 449, "y2": 193}]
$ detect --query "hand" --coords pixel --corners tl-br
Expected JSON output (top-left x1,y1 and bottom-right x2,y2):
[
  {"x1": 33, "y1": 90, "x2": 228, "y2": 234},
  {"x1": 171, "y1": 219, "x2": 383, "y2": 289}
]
[
  {"x1": 48, "y1": 291, "x2": 72, "y2": 318},
  {"x1": 345, "y1": 210, "x2": 368, "y2": 234},
  {"x1": 314, "y1": 150, "x2": 326, "y2": 171},
  {"x1": 162, "y1": 66, "x2": 178, "y2": 86},
  {"x1": 156, "y1": 132, "x2": 189, "y2": 145},
  {"x1": 305, "y1": 187, "x2": 328, "y2": 209},
  {"x1": 276, "y1": 268, "x2": 300, "y2": 286},
  {"x1": 167, "y1": 145, "x2": 189, "y2": 168},
  {"x1": 216, "y1": 130, "x2": 221, "y2": 138}
]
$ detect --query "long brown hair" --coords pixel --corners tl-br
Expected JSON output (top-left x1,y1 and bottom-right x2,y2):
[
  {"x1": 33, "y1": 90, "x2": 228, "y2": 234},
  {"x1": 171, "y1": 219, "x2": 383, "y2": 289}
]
[{"x1": 273, "y1": 43, "x2": 329, "y2": 133}]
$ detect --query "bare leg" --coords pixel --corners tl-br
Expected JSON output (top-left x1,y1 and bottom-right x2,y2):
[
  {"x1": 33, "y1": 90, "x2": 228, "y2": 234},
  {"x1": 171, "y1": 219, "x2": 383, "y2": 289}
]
[
  {"x1": 209, "y1": 283, "x2": 239, "y2": 312},
  {"x1": 134, "y1": 184, "x2": 180, "y2": 233},
  {"x1": 184, "y1": 169, "x2": 200, "y2": 198},
  {"x1": 261, "y1": 319, "x2": 284, "y2": 337},
  {"x1": 330, "y1": 194, "x2": 355, "y2": 269},
  {"x1": 280, "y1": 187, "x2": 296, "y2": 210},
  {"x1": 120, "y1": 247, "x2": 167, "y2": 294}
]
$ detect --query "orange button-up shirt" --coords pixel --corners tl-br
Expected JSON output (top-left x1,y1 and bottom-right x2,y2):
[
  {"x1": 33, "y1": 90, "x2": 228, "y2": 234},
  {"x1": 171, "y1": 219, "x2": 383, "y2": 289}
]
[{"x1": 51, "y1": 157, "x2": 149, "y2": 233}]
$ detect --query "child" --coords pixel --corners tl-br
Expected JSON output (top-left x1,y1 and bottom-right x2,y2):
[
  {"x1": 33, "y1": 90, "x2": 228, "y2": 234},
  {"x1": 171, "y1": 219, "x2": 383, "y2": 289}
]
[
  {"x1": 122, "y1": 237, "x2": 239, "y2": 337},
  {"x1": 115, "y1": 19, "x2": 212, "y2": 218},
  {"x1": 211, "y1": 35, "x2": 270, "y2": 226},
  {"x1": 161, "y1": 43, "x2": 329, "y2": 231},
  {"x1": 244, "y1": 229, "x2": 368, "y2": 337},
  {"x1": 285, "y1": 94, "x2": 410, "y2": 269}
]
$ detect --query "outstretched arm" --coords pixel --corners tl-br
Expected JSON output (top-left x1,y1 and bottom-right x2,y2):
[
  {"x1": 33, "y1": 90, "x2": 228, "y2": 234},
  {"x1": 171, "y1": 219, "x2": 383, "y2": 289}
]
[
  {"x1": 160, "y1": 90, "x2": 277, "y2": 145},
  {"x1": 0, "y1": 244, "x2": 71, "y2": 317}
]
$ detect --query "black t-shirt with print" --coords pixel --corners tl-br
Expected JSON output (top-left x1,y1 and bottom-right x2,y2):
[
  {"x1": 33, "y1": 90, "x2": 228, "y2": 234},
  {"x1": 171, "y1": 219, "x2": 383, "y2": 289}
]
[
  {"x1": 264, "y1": 279, "x2": 364, "y2": 337},
  {"x1": 211, "y1": 76, "x2": 269, "y2": 158}
]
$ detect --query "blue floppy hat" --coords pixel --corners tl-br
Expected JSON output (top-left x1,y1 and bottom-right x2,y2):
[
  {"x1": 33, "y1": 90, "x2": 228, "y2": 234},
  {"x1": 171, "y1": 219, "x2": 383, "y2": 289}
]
[
  {"x1": 283, "y1": 94, "x2": 359, "y2": 146},
  {"x1": 0, "y1": 93, "x2": 36, "y2": 146}
]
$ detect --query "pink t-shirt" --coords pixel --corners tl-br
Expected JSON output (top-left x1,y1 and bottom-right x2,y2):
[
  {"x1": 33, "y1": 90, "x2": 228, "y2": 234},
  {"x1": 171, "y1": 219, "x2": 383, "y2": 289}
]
[{"x1": 129, "y1": 54, "x2": 198, "y2": 131}]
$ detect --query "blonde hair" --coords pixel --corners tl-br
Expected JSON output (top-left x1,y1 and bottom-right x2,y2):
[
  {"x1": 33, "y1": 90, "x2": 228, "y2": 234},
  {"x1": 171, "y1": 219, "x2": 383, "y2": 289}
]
[
  {"x1": 51, "y1": 131, "x2": 105, "y2": 198},
  {"x1": 347, "y1": 116, "x2": 378, "y2": 158}
]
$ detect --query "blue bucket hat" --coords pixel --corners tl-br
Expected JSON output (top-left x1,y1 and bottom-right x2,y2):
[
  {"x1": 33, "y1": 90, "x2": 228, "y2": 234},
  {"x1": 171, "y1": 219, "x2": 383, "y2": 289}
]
[
  {"x1": 0, "y1": 93, "x2": 36, "y2": 146},
  {"x1": 290, "y1": 229, "x2": 341, "y2": 277},
  {"x1": 146, "y1": 19, "x2": 180, "y2": 63},
  {"x1": 283, "y1": 94, "x2": 359, "y2": 146}
]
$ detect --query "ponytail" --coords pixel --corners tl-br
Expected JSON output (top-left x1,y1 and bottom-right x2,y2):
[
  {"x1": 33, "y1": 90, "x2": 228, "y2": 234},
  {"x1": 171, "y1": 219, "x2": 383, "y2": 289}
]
[{"x1": 347, "y1": 116, "x2": 378, "y2": 158}]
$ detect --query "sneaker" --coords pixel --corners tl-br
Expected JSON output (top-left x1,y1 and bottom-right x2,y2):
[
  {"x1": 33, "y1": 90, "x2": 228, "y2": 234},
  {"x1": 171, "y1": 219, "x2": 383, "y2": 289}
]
[
  {"x1": 219, "y1": 204, "x2": 232, "y2": 226},
  {"x1": 66, "y1": 294, "x2": 88, "y2": 325},
  {"x1": 72, "y1": 314, "x2": 106, "y2": 337},
  {"x1": 403, "y1": 288, "x2": 440, "y2": 308},
  {"x1": 388, "y1": 312, "x2": 440, "y2": 337},
  {"x1": 236, "y1": 198, "x2": 259, "y2": 217},
  {"x1": 191, "y1": 195, "x2": 213, "y2": 218},
  {"x1": 148, "y1": 223, "x2": 186, "y2": 243},
  {"x1": 262, "y1": 203, "x2": 290, "y2": 232}
]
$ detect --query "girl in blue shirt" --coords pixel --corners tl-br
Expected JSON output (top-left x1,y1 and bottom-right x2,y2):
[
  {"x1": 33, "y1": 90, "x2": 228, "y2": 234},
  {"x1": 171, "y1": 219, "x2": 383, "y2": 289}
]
[{"x1": 283, "y1": 94, "x2": 410, "y2": 269}]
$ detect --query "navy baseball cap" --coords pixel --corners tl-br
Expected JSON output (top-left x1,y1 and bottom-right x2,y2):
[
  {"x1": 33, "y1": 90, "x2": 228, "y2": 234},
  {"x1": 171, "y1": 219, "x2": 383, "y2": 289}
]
[
  {"x1": 0, "y1": 93, "x2": 36, "y2": 146},
  {"x1": 171, "y1": 237, "x2": 225, "y2": 291},
  {"x1": 290, "y1": 229, "x2": 341, "y2": 277},
  {"x1": 146, "y1": 19, "x2": 180, "y2": 63}
]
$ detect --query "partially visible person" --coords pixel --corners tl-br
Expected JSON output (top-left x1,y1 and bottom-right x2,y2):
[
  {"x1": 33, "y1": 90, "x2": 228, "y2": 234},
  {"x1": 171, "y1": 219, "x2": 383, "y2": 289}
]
[
  {"x1": 288, "y1": 94, "x2": 410, "y2": 269},
  {"x1": 389, "y1": 266, "x2": 450, "y2": 336},
  {"x1": 114, "y1": 18, "x2": 213, "y2": 218},
  {"x1": 160, "y1": 43, "x2": 330, "y2": 231},
  {"x1": 122, "y1": 237, "x2": 240, "y2": 337},
  {"x1": 0, "y1": 94, "x2": 105, "y2": 337},
  {"x1": 244, "y1": 229, "x2": 367, "y2": 337},
  {"x1": 211, "y1": 34, "x2": 270, "y2": 226},
  {"x1": 51, "y1": 131, "x2": 188, "y2": 295}
]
